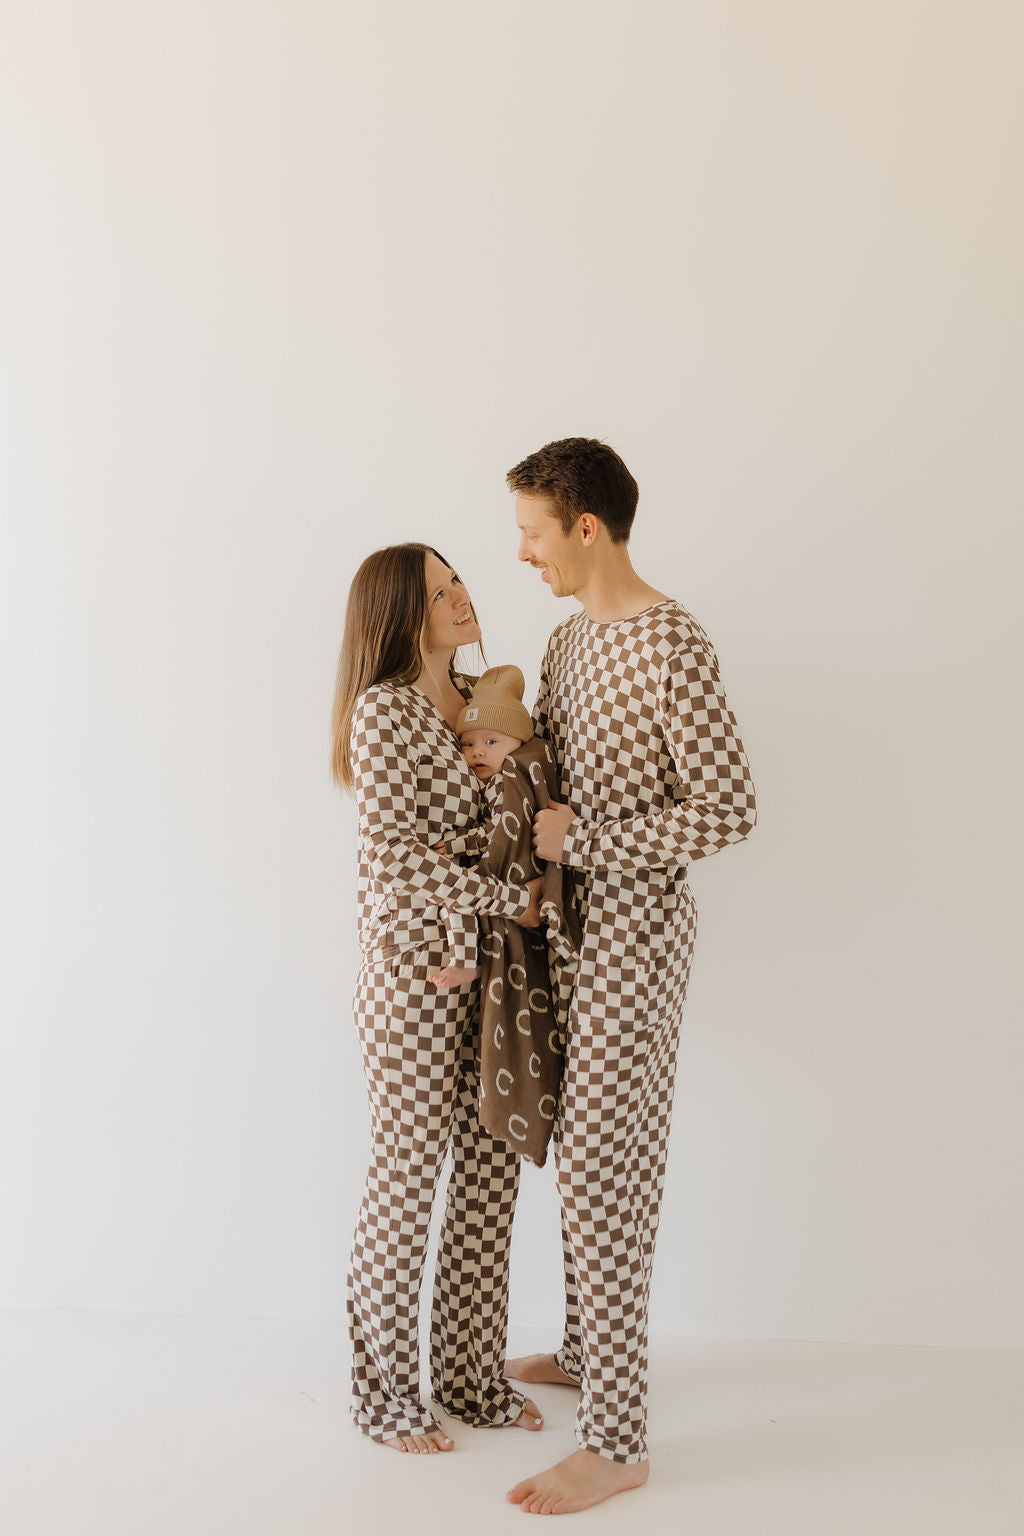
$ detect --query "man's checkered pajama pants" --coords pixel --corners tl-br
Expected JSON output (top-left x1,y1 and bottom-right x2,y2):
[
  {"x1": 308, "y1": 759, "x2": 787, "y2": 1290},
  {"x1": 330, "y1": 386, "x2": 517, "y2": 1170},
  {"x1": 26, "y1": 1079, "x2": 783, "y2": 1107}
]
[
  {"x1": 551, "y1": 875, "x2": 697, "y2": 1464},
  {"x1": 348, "y1": 945, "x2": 527, "y2": 1441}
]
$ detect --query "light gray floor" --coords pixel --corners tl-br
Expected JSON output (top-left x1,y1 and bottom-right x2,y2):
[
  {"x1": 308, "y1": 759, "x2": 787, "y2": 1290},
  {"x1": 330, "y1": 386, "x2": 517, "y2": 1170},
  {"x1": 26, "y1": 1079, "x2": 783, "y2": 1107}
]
[{"x1": 2, "y1": 1310, "x2": 1022, "y2": 1534}]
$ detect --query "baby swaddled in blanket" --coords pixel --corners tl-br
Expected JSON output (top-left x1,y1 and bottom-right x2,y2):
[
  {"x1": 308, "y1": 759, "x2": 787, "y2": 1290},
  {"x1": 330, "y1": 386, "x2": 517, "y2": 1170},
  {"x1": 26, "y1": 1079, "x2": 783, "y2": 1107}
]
[{"x1": 430, "y1": 666, "x2": 579, "y2": 1167}]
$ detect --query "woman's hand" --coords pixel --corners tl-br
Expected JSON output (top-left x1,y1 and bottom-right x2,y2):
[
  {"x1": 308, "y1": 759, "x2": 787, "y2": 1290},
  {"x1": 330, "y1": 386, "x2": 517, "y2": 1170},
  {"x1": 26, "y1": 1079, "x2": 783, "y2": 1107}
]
[{"x1": 513, "y1": 877, "x2": 544, "y2": 930}]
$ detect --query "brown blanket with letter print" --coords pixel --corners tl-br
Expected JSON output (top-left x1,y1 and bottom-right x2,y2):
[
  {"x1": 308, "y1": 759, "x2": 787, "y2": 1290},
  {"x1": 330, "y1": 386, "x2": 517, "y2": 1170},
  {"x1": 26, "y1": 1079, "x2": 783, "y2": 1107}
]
[{"x1": 473, "y1": 738, "x2": 580, "y2": 1166}]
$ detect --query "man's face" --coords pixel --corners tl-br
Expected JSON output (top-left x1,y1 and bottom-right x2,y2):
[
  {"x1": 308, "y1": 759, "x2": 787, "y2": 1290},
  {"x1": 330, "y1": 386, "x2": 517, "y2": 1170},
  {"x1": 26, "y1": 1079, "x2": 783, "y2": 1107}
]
[
  {"x1": 515, "y1": 493, "x2": 582, "y2": 599},
  {"x1": 460, "y1": 728, "x2": 522, "y2": 779}
]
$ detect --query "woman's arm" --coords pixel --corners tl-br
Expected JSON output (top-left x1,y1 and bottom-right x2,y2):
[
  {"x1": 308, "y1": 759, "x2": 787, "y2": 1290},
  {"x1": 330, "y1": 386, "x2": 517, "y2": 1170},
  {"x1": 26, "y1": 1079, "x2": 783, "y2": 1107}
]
[{"x1": 351, "y1": 691, "x2": 530, "y2": 919}]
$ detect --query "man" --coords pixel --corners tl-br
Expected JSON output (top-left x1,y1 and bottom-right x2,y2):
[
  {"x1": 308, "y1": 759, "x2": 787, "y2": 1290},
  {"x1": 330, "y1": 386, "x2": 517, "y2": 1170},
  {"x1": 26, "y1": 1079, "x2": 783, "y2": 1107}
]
[{"x1": 503, "y1": 438, "x2": 756, "y2": 1515}]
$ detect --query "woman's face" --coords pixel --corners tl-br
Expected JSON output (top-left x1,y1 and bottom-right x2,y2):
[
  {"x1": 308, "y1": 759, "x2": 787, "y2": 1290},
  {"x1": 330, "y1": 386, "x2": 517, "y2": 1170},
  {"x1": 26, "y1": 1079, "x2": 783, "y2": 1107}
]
[{"x1": 422, "y1": 552, "x2": 481, "y2": 656}]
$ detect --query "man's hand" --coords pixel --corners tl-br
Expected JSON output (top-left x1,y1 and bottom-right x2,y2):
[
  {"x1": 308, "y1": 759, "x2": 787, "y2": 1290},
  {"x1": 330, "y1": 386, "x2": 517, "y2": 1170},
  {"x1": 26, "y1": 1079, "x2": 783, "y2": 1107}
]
[{"x1": 532, "y1": 800, "x2": 576, "y2": 864}]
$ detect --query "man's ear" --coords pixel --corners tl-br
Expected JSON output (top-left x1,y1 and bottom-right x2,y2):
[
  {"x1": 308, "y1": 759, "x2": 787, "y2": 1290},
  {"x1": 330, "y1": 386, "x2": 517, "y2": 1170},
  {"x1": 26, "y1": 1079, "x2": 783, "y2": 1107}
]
[{"x1": 578, "y1": 513, "x2": 599, "y2": 546}]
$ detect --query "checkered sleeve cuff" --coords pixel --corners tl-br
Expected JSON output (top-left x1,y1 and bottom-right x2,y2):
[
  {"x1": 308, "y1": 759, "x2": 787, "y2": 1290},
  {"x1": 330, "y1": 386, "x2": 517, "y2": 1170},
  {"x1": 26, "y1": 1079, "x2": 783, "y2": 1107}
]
[
  {"x1": 560, "y1": 816, "x2": 598, "y2": 869},
  {"x1": 496, "y1": 882, "x2": 532, "y2": 919},
  {"x1": 446, "y1": 826, "x2": 487, "y2": 858},
  {"x1": 446, "y1": 911, "x2": 478, "y2": 970}
]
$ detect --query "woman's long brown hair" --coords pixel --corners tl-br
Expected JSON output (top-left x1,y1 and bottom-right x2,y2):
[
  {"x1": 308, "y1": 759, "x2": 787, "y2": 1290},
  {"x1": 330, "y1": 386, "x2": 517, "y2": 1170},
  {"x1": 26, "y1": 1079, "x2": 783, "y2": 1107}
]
[{"x1": 330, "y1": 543, "x2": 461, "y2": 792}]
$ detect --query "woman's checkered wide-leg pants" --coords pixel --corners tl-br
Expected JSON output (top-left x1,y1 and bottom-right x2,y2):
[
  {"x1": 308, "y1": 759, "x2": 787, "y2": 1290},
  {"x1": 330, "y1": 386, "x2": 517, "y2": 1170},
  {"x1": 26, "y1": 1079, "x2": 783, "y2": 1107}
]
[{"x1": 348, "y1": 946, "x2": 527, "y2": 1441}]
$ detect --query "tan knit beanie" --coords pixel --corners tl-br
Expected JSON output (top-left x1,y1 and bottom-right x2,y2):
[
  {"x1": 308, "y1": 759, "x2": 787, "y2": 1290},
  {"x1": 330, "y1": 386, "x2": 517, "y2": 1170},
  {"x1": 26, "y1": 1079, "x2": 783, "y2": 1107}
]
[{"x1": 456, "y1": 665, "x2": 534, "y2": 741}]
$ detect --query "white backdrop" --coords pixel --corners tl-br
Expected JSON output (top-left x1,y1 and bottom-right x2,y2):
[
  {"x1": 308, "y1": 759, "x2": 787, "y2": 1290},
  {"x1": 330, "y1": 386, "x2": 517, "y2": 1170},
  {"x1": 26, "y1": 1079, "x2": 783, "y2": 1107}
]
[{"x1": 2, "y1": 1, "x2": 1021, "y2": 1349}]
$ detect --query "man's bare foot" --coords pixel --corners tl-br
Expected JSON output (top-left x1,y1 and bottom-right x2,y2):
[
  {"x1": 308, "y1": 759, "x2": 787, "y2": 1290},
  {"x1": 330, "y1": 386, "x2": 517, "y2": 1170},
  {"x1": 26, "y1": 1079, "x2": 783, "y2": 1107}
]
[
  {"x1": 428, "y1": 966, "x2": 477, "y2": 989},
  {"x1": 507, "y1": 1449, "x2": 649, "y2": 1514},
  {"x1": 509, "y1": 1397, "x2": 544, "y2": 1432},
  {"x1": 504, "y1": 1353, "x2": 579, "y2": 1388},
  {"x1": 382, "y1": 1429, "x2": 454, "y2": 1454}
]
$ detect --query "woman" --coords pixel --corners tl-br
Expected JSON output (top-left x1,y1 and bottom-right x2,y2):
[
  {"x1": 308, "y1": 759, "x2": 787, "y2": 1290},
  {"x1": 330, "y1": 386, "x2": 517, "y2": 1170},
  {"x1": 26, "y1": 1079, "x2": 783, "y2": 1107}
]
[{"x1": 331, "y1": 543, "x2": 545, "y2": 1454}]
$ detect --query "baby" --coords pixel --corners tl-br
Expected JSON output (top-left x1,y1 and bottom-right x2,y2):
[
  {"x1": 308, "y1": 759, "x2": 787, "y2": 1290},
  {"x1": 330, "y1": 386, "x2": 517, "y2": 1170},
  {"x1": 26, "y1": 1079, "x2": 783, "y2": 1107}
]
[{"x1": 429, "y1": 665, "x2": 579, "y2": 1166}]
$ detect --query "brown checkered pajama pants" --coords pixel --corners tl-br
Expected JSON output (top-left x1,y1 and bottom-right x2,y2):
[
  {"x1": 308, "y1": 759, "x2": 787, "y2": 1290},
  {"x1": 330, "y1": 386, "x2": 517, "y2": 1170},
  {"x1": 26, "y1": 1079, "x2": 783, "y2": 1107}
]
[
  {"x1": 550, "y1": 873, "x2": 696, "y2": 1462},
  {"x1": 349, "y1": 945, "x2": 527, "y2": 1441}
]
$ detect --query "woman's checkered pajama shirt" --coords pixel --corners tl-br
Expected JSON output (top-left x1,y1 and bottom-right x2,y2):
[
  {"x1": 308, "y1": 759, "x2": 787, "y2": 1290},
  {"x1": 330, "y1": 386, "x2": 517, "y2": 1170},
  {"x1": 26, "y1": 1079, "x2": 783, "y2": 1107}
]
[
  {"x1": 535, "y1": 600, "x2": 756, "y2": 1464},
  {"x1": 347, "y1": 679, "x2": 532, "y2": 1442}
]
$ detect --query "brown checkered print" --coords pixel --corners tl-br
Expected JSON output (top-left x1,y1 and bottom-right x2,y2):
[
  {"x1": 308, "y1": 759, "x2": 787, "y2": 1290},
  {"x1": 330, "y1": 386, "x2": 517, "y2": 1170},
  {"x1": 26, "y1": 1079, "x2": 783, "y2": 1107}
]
[
  {"x1": 535, "y1": 600, "x2": 756, "y2": 1464},
  {"x1": 347, "y1": 680, "x2": 532, "y2": 1441},
  {"x1": 351, "y1": 678, "x2": 529, "y2": 969},
  {"x1": 441, "y1": 769, "x2": 505, "y2": 972}
]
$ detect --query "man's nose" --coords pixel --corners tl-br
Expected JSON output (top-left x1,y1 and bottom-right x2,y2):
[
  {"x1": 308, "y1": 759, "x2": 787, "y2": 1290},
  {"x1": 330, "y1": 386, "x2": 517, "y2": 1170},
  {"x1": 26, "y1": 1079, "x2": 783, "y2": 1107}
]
[{"x1": 516, "y1": 538, "x2": 529, "y2": 562}]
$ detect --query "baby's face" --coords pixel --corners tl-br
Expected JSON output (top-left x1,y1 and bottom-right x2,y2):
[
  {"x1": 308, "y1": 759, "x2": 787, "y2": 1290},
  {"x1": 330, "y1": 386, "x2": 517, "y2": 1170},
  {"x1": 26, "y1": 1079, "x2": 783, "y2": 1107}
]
[{"x1": 460, "y1": 728, "x2": 522, "y2": 780}]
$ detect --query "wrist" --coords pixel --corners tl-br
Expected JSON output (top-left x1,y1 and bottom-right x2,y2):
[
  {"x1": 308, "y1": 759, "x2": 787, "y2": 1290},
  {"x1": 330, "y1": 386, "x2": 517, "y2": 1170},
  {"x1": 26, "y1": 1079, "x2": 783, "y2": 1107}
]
[{"x1": 560, "y1": 817, "x2": 592, "y2": 869}]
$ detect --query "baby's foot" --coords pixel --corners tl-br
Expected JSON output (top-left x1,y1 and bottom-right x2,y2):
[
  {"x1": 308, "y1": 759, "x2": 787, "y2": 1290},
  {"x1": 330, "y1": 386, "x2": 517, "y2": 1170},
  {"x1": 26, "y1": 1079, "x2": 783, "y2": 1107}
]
[{"x1": 428, "y1": 966, "x2": 477, "y2": 989}]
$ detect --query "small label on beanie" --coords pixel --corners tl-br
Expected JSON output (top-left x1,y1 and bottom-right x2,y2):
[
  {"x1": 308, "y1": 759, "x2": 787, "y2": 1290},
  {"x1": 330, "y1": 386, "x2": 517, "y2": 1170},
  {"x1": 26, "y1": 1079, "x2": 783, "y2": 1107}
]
[{"x1": 464, "y1": 707, "x2": 479, "y2": 721}]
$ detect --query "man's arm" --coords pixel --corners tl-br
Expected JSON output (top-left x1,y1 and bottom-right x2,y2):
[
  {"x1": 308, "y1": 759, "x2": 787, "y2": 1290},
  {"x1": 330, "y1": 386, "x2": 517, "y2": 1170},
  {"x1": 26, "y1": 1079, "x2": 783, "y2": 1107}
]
[
  {"x1": 554, "y1": 645, "x2": 756, "y2": 873},
  {"x1": 532, "y1": 645, "x2": 553, "y2": 742}
]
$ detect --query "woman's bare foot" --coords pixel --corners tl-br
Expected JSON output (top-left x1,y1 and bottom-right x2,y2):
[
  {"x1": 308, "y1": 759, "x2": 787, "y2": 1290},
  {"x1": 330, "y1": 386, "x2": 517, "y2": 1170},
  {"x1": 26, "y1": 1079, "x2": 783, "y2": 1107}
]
[
  {"x1": 509, "y1": 1397, "x2": 544, "y2": 1432},
  {"x1": 504, "y1": 1353, "x2": 579, "y2": 1388},
  {"x1": 507, "y1": 1448, "x2": 649, "y2": 1514},
  {"x1": 382, "y1": 1429, "x2": 454, "y2": 1454}
]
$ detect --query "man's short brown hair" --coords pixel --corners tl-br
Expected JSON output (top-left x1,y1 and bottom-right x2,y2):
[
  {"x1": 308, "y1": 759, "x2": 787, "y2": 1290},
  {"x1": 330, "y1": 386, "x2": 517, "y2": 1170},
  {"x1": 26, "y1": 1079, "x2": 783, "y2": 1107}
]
[{"x1": 506, "y1": 437, "x2": 638, "y2": 544}]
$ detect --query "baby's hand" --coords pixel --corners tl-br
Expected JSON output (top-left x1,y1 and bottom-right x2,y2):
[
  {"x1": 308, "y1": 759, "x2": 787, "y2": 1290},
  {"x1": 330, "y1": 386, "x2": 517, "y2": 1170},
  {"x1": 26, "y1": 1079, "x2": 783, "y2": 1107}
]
[
  {"x1": 429, "y1": 966, "x2": 478, "y2": 989},
  {"x1": 432, "y1": 841, "x2": 449, "y2": 856}
]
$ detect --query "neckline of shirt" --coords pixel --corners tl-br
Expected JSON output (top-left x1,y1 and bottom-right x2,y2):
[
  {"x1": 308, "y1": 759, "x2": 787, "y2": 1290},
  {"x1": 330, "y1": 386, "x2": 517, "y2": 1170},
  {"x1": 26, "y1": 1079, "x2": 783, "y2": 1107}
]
[
  {"x1": 579, "y1": 598, "x2": 677, "y2": 629},
  {"x1": 405, "y1": 674, "x2": 473, "y2": 738}
]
